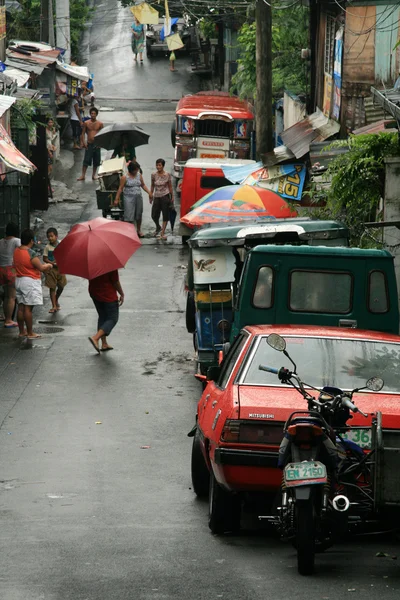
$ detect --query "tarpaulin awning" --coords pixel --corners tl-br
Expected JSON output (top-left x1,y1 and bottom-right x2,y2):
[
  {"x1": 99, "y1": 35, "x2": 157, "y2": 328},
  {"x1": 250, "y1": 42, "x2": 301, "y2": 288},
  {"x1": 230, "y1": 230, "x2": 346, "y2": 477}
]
[
  {"x1": 0, "y1": 95, "x2": 16, "y2": 117},
  {"x1": 281, "y1": 109, "x2": 340, "y2": 158},
  {"x1": 4, "y1": 66, "x2": 30, "y2": 86},
  {"x1": 0, "y1": 123, "x2": 36, "y2": 174},
  {"x1": 56, "y1": 61, "x2": 90, "y2": 82}
]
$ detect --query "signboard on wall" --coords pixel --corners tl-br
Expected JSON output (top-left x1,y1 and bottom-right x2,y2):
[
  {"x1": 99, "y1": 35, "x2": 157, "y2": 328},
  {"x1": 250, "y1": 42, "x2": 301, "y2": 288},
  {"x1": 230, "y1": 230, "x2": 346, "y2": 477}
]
[
  {"x1": 332, "y1": 27, "x2": 343, "y2": 121},
  {"x1": 0, "y1": 7, "x2": 5, "y2": 41},
  {"x1": 323, "y1": 74, "x2": 333, "y2": 117}
]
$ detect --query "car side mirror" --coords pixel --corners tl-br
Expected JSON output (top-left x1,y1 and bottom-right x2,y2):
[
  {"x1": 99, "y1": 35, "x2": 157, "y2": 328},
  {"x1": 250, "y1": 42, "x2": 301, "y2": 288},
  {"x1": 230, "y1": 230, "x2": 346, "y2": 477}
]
[{"x1": 207, "y1": 366, "x2": 221, "y2": 381}]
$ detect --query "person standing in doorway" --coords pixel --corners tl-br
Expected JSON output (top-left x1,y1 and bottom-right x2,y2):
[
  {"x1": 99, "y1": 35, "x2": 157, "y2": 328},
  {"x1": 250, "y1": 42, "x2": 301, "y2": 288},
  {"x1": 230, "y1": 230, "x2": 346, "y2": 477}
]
[
  {"x1": 69, "y1": 90, "x2": 84, "y2": 149},
  {"x1": 131, "y1": 17, "x2": 144, "y2": 63},
  {"x1": 114, "y1": 162, "x2": 150, "y2": 237},
  {"x1": 77, "y1": 107, "x2": 104, "y2": 181},
  {"x1": 0, "y1": 222, "x2": 20, "y2": 327},
  {"x1": 13, "y1": 229, "x2": 52, "y2": 339},
  {"x1": 88, "y1": 270, "x2": 124, "y2": 353},
  {"x1": 150, "y1": 158, "x2": 173, "y2": 240}
]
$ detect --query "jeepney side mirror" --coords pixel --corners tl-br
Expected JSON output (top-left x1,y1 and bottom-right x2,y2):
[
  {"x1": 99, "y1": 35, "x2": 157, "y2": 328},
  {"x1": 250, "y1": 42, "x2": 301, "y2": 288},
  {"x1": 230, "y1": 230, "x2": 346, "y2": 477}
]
[{"x1": 207, "y1": 366, "x2": 221, "y2": 382}]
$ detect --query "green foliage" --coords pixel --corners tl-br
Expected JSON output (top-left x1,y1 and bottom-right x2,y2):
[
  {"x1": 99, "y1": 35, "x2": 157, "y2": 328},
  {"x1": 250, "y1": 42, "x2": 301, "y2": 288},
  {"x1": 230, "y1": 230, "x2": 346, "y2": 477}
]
[
  {"x1": 199, "y1": 18, "x2": 217, "y2": 40},
  {"x1": 11, "y1": 98, "x2": 46, "y2": 141},
  {"x1": 231, "y1": 6, "x2": 309, "y2": 99},
  {"x1": 7, "y1": 0, "x2": 92, "y2": 60},
  {"x1": 308, "y1": 133, "x2": 400, "y2": 247},
  {"x1": 231, "y1": 22, "x2": 256, "y2": 99}
]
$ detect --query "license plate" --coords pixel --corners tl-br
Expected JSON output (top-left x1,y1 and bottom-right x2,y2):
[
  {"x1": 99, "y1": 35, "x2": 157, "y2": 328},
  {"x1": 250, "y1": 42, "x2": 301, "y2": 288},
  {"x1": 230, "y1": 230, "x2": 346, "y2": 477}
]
[
  {"x1": 284, "y1": 461, "x2": 327, "y2": 487},
  {"x1": 340, "y1": 428, "x2": 372, "y2": 450}
]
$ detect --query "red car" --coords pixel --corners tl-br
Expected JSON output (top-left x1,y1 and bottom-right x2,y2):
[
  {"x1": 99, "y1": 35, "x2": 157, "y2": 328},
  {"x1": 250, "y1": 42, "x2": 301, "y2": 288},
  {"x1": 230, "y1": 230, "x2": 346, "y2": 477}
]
[{"x1": 191, "y1": 325, "x2": 400, "y2": 534}]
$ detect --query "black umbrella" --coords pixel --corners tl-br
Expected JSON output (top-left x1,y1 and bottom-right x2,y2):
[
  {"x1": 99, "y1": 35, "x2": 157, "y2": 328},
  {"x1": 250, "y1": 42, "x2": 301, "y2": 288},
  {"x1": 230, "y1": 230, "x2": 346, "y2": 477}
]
[
  {"x1": 169, "y1": 205, "x2": 177, "y2": 232},
  {"x1": 94, "y1": 123, "x2": 150, "y2": 150}
]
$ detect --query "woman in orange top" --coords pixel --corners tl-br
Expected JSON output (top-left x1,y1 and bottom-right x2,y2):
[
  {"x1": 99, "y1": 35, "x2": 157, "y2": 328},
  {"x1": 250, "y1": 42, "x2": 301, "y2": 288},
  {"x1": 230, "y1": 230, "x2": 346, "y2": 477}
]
[{"x1": 13, "y1": 229, "x2": 52, "y2": 339}]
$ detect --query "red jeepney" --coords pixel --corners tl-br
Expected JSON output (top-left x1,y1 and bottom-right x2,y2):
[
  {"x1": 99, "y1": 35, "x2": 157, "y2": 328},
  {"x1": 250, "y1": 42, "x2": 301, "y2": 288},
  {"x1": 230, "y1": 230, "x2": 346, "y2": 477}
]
[{"x1": 171, "y1": 91, "x2": 255, "y2": 185}]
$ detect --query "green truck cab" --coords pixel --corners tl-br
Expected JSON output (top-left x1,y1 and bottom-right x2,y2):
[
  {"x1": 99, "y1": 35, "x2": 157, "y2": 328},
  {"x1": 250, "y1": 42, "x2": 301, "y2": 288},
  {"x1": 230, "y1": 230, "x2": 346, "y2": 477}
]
[
  {"x1": 186, "y1": 219, "x2": 352, "y2": 374},
  {"x1": 232, "y1": 245, "x2": 399, "y2": 340},
  {"x1": 185, "y1": 221, "x2": 399, "y2": 375}
]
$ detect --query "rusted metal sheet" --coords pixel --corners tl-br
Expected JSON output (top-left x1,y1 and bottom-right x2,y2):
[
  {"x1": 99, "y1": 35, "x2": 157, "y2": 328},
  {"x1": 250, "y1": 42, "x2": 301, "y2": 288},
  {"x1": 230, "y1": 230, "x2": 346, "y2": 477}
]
[
  {"x1": 281, "y1": 111, "x2": 340, "y2": 158},
  {"x1": 352, "y1": 119, "x2": 397, "y2": 135}
]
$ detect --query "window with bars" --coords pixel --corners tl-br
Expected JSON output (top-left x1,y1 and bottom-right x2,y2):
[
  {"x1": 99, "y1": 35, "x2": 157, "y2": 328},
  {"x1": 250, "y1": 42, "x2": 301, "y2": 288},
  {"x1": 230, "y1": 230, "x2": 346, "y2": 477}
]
[{"x1": 324, "y1": 15, "x2": 336, "y2": 75}]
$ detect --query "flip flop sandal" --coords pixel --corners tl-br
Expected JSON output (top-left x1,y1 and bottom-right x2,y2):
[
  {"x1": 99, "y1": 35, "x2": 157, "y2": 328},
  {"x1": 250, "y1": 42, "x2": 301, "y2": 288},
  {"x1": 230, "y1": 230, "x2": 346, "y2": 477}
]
[
  {"x1": 88, "y1": 337, "x2": 100, "y2": 354},
  {"x1": 4, "y1": 322, "x2": 18, "y2": 328},
  {"x1": 101, "y1": 347, "x2": 114, "y2": 352},
  {"x1": 27, "y1": 334, "x2": 42, "y2": 339}
]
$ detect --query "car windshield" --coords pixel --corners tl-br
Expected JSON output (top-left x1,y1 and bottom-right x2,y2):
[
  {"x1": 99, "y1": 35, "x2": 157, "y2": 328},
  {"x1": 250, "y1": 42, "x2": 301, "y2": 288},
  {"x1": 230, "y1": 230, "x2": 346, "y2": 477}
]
[{"x1": 241, "y1": 336, "x2": 400, "y2": 393}]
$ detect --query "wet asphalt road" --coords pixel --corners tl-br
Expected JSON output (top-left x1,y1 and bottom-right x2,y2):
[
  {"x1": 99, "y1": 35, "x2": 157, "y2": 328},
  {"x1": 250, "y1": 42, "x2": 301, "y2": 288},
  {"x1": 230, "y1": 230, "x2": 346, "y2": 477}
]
[{"x1": 0, "y1": 1, "x2": 400, "y2": 598}]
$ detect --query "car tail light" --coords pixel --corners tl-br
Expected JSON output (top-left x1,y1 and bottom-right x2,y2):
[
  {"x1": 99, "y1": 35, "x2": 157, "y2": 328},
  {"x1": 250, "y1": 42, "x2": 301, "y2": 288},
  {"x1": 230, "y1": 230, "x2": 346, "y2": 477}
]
[
  {"x1": 221, "y1": 420, "x2": 283, "y2": 445},
  {"x1": 287, "y1": 424, "x2": 324, "y2": 442}
]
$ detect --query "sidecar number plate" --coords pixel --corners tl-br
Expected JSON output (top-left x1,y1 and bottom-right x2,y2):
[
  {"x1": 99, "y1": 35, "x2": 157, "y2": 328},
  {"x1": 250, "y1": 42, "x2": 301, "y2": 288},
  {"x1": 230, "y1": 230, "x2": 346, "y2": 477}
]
[
  {"x1": 284, "y1": 461, "x2": 327, "y2": 487},
  {"x1": 340, "y1": 428, "x2": 372, "y2": 450}
]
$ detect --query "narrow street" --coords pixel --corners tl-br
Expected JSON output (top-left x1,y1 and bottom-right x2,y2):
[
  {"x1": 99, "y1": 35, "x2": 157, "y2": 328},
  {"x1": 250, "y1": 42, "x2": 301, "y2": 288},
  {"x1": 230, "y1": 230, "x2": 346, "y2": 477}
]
[{"x1": 0, "y1": 1, "x2": 399, "y2": 598}]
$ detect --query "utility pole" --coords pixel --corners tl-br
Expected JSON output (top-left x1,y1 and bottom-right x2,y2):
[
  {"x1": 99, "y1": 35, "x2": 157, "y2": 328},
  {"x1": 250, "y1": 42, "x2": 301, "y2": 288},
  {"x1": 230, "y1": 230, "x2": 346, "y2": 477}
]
[
  {"x1": 41, "y1": 0, "x2": 49, "y2": 43},
  {"x1": 256, "y1": 0, "x2": 273, "y2": 158},
  {"x1": 55, "y1": 0, "x2": 71, "y2": 63},
  {"x1": 49, "y1": 0, "x2": 55, "y2": 47}
]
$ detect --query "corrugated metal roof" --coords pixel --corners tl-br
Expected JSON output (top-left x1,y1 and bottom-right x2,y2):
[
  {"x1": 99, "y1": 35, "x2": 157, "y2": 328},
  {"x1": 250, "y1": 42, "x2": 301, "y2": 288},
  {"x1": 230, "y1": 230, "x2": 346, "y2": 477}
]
[
  {"x1": 6, "y1": 47, "x2": 59, "y2": 66},
  {"x1": 352, "y1": 119, "x2": 397, "y2": 135},
  {"x1": 281, "y1": 111, "x2": 340, "y2": 158},
  {"x1": 5, "y1": 58, "x2": 44, "y2": 75},
  {"x1": 0, "y1": 95, "x2": 16, "y2": 117},
  {"x1": 13, "y1": 88, "x2": 41, "y2": 99}
]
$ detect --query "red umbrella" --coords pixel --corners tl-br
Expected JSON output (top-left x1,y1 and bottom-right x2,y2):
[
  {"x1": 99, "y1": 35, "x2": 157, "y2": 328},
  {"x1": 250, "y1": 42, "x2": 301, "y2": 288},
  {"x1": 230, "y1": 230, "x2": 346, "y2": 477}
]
[{"x1": 53, "y1": 217, "x2": 141, "y2": 279}]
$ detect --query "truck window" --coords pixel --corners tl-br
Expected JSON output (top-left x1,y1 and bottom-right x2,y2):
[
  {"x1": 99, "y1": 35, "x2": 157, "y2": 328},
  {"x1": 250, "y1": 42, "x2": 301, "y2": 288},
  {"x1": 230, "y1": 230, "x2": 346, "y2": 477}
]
[
  {"x1": 368, "y1": 270, "x2": 389, "y2": 313},
  {"x1": 289, "y1": 270, "x2": 353, "y2": 314},
  {"x1": 253, "y1": 266, "x2": 274, "y2": 309},
  {"x1": 200, "y1": 176, "x2": 232, "y2": 189}
]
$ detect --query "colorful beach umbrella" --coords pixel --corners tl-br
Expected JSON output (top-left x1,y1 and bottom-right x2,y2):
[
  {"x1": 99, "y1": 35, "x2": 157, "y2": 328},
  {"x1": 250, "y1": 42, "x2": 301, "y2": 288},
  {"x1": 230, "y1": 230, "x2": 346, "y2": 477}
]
[
  {"x1": 191, "y1": 184, "x2": 297, "y2": 217},
  {"x1": 180, "y1": 199, "x2": 294, "y2": 229}
]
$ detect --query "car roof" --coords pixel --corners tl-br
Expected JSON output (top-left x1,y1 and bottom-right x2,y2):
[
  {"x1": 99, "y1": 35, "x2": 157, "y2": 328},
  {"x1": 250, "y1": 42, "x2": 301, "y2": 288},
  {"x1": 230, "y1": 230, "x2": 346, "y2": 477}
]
[
  {"x1": 249, "y1": 244, "x2": 393, "y2": 259},
  {"x1": 188, "y1": 219, "x2": 349, "y2": 248},
  {"x1": 244, "y1": 324, "x2": 400, "y2": 343}
]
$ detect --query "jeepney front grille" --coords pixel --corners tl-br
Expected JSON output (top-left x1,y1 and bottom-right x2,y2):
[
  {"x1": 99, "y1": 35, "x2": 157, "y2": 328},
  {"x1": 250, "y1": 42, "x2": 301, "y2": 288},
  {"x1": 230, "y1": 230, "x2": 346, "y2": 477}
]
[
  {"x1": 196, "y1": 120, "x2": 232, "y2": 138},
  {"x1": 381, "y1": 429, "x2": 400, "y2": 504}
]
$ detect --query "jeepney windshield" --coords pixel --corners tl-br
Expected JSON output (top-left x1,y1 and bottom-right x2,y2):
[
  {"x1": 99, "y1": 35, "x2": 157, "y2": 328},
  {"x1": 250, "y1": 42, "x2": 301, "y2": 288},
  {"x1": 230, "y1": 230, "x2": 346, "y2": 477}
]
[{"x1": 240, "y1": 336, "x2": 400, "y2": 393}]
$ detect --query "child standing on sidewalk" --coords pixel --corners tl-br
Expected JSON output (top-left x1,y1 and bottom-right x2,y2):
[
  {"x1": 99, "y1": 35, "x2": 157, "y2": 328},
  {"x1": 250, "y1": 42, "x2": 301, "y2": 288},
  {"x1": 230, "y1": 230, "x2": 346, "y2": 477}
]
[{"x1": 43, "y1": 228, "x2": 67, "y2": 313}]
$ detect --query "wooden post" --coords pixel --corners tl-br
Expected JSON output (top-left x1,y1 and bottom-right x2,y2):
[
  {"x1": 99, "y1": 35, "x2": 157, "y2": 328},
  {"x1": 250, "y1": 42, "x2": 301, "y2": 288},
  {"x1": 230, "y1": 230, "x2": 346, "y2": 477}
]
[{"x1": 256, "y1": 0, "x2": 273, "y2": 158}]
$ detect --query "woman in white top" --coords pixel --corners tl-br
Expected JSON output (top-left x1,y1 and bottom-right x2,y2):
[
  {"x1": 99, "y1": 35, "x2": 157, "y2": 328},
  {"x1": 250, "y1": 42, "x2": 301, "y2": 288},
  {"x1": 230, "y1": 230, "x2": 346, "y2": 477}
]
[
  {"x1": 69, "y1": 90, "x2": 84, "y2": 149},
  {"x1": 0, "y1": 222, "x2": 21, "y2": 327}
]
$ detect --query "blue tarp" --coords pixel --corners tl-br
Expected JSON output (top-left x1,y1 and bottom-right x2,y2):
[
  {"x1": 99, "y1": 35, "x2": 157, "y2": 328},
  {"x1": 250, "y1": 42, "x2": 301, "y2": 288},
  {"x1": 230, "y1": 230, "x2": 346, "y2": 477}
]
[
  {"x1": 223, "y1": 161, "x2": 263, "y2": 185},
  {"x1": 160, "y1": 17, "x2": 179, "y2": 41}
]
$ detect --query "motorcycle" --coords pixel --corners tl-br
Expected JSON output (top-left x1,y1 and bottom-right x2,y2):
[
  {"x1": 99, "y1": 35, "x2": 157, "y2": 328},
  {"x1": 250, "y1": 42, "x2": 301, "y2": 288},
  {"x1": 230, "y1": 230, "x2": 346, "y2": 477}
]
[{"x1": 259, "y1": 333, "x2": 384, "y2": 576}]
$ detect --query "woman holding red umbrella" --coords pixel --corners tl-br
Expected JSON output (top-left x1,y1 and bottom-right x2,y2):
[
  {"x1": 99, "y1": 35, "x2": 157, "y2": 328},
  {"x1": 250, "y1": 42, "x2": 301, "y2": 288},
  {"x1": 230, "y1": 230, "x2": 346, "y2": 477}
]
[{"x1": 88, "y1": 270, "x2": 125, "y2": 353}]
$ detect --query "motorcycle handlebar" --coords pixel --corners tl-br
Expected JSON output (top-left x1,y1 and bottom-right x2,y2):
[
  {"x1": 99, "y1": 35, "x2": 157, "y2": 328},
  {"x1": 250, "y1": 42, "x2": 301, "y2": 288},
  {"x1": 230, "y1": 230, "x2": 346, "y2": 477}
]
[{"x1": 258, "y1": 364, "x2": 279, "y2": 375}]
